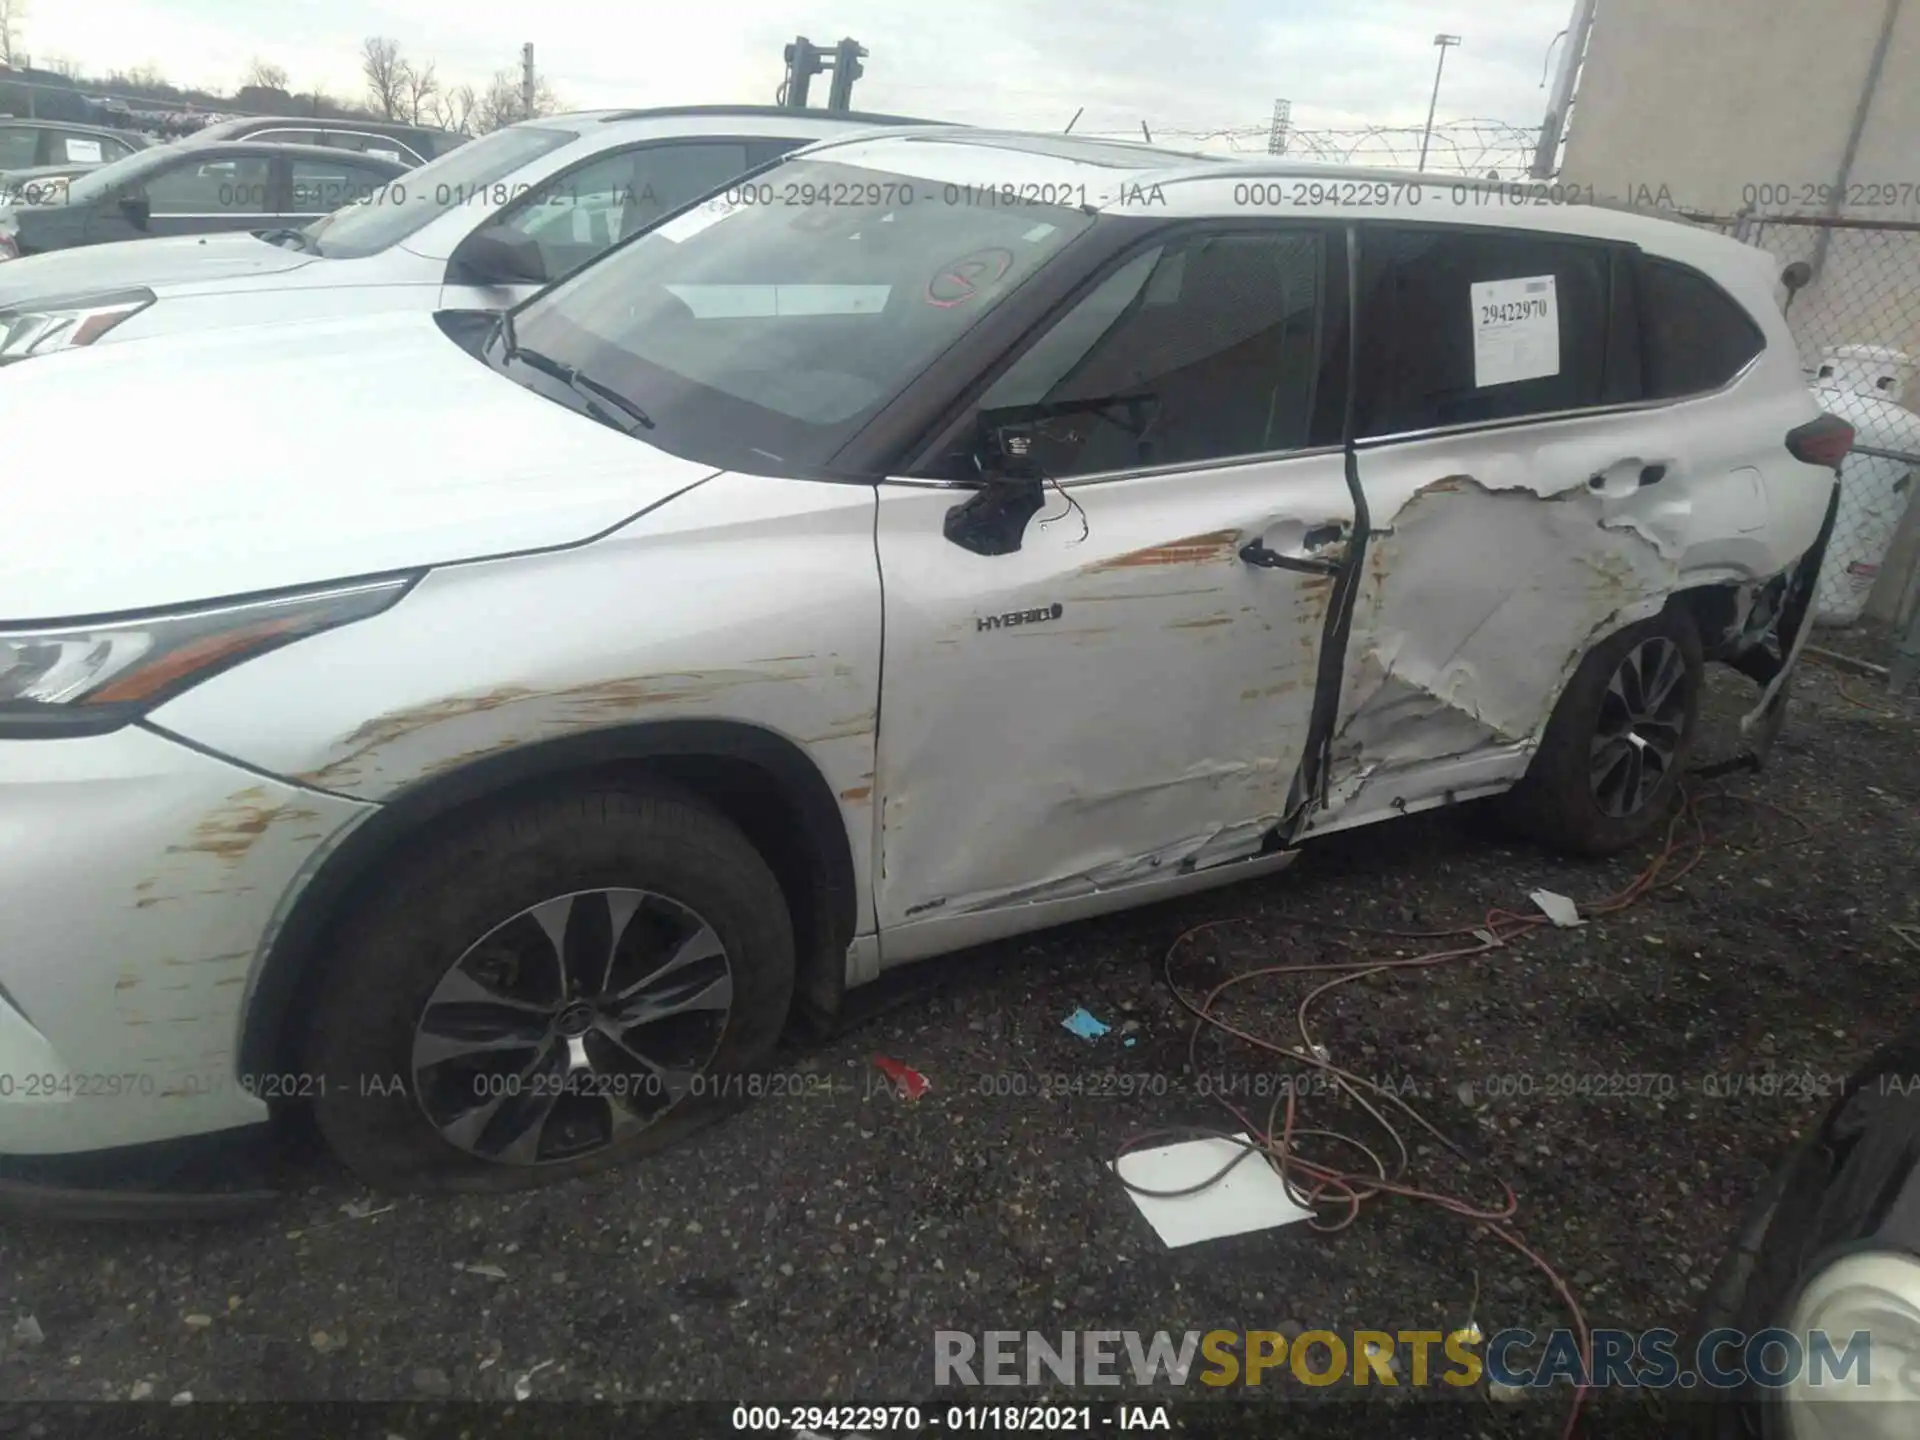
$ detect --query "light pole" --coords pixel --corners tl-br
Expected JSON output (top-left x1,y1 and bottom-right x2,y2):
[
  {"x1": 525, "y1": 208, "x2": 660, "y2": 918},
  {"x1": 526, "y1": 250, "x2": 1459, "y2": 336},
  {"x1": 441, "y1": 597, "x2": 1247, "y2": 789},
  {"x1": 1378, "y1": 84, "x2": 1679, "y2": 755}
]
[{"x1": 1418, "y1": 33, "x2": 1462, "y2": 171}]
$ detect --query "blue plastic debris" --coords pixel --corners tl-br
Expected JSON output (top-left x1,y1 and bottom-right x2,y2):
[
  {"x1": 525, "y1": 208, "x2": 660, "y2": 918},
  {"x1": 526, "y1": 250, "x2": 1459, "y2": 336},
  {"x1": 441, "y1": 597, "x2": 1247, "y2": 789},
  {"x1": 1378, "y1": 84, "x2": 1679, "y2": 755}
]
[
  {"x1": 1062, "y1": 1007, "x2": 1110, "y2": 1040},
  {"x1": 1124, "y1": 1037, "x2": 1137, "y2": 1048}
]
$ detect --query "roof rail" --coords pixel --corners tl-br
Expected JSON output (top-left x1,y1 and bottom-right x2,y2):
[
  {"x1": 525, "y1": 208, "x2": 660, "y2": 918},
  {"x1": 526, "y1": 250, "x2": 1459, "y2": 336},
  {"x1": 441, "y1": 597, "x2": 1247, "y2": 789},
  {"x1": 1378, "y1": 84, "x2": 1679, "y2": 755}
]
[{"x1": 595, "y1": 104, "x2": 945, "y2": 126}]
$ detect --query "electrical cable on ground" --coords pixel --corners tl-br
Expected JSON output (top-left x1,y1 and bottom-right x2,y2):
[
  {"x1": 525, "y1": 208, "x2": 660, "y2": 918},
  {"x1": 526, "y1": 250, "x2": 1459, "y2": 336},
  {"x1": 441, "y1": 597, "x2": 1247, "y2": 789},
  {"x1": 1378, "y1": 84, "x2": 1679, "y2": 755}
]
[{"x1": 1112, "y1": 781, "x2": 1816, "y2": 1440}]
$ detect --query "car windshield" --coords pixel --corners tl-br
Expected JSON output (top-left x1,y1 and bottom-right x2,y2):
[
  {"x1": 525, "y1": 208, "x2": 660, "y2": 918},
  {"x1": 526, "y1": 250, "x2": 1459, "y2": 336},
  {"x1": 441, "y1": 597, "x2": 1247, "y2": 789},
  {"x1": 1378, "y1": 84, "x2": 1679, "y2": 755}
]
[
  {"x1": 58, "y1": 146, "x2": 175, "y2": 204},
  {"x1": 504, "y1": 157, "x2": 1098, "y2": 474},
  {"x1": 305, "y1": 124, "x2": 576, "y2": 259}
]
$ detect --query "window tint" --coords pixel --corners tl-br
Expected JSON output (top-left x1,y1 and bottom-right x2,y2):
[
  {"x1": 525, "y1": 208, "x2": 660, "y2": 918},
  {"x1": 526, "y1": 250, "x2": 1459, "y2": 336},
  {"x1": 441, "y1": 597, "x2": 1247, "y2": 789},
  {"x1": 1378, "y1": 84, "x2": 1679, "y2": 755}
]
[
  {"x1": 290, "y1": 157, "x2": 398, "y2": 212},
  {"x1": 1636, "y1": 257, "x2": 1764, "y2": 398},
  {"x1": 142, "y1": 154, "x2": 274, "y2": 214},
  {"x1": 969, "y1": 229, "x2": 1331, "y2": 477},
  {"x1": 624, "y1": 142, "x2": 752, "y2": 236},
  {"x1": 1354, "y1": 227, "x2": 1613, "y2": 436},
  {"x1": 746, "y1": 138, "x2": 805, "y2": 168},
  {"x1": 0, "y1": 128, "x2": 38, "y2": 167}
]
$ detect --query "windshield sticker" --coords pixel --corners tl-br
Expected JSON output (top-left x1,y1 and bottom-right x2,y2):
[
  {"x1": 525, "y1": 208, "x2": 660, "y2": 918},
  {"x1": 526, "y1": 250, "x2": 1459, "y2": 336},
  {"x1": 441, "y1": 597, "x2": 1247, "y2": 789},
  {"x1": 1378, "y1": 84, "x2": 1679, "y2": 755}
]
[
  {"x1": 926, "y1": 248, "x2": 1016, "y2": 308},
  {"x1": 1021, "y1": 222, "x2": 1058, "y2": 243},
  {"x1": 1470, "y1": 274, "x2": 1559, "y2": 387},
  {"x1": 655, "y1": 195, "x2": 743, "y2": 244}
]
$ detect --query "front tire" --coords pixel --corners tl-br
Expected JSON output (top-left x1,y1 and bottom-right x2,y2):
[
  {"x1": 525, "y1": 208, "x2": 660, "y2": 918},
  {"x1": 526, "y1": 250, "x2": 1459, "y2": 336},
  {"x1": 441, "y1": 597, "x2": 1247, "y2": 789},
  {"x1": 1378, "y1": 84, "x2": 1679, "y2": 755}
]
[
  {"x1": 305, "y1": 784, "x2": 795, "y2": 1193},
  {"x1": 1502, "y1": 605, "x2": 1704, "y2": 856}
]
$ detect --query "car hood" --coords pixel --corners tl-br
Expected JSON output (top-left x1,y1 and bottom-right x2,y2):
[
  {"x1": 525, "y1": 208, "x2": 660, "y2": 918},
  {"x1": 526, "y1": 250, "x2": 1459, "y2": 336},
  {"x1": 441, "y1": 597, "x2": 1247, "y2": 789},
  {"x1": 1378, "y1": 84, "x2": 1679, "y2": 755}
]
[
  {"x1": 0, "y1": 231, "x2": 318, "y2": 304},
  {"x1": 0, "y1": 309, "x2": 722, "y2": 619}
]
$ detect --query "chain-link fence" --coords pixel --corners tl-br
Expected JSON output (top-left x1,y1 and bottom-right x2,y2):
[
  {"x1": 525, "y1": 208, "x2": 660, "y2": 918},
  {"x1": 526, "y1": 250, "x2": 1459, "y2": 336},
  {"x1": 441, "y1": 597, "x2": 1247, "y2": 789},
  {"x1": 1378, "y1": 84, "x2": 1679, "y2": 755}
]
[{"x1": 1697, "y1": 214, "x2": 1920, "y2": 684}]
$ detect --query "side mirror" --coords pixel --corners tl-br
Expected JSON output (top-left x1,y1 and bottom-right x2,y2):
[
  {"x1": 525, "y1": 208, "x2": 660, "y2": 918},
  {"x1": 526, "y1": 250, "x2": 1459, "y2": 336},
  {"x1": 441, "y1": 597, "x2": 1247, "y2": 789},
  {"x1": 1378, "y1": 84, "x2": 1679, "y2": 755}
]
[
  {"x1": 943, "y1": 424, "x2": 1046, "y2": 557},
  {"x1": 453, "y1": 224, "x2": 547, "y2": 286},
  {"x1": 119, "y1": 190, "x2": 150, "y2": 230},
  {"x1": 1781, "y1": 260, "x2": 1813, "y2": 296}
]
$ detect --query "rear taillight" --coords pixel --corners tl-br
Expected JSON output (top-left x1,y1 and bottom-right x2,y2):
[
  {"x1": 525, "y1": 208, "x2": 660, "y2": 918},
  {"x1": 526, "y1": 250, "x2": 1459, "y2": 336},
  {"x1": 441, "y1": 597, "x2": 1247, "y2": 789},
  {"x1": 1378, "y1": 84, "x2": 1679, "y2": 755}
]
[{"x1": 1787, "y1": 413, "x2": 1855, "y2": 469}]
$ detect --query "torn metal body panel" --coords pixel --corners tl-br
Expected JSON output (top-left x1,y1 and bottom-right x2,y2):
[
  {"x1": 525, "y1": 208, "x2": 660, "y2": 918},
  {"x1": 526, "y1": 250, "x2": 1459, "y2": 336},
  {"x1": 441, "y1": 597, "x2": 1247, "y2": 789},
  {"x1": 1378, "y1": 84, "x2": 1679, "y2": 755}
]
[
  {"x1": 0, "y1": 726, "x2": 374, "y2": 1154},
  {"x1": 149, "y1": 473, "x2": 887, "y2": 932},
  {"x1": 1304, "y1": 393, "x2": 1838, "y2": 834},
  {"x1": 869, "y1": 449, "x2": 1353, "y2": 953}
]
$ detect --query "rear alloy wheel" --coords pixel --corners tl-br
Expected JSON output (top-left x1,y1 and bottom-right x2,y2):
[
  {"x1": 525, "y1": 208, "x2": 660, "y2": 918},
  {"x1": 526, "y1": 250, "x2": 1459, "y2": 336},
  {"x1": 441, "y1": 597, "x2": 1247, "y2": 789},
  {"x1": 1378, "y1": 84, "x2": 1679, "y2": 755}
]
[
  {"x1": 1502, "y1": 606, "x2": 1704, "y2": 856},
  {"x1": 306, "y1": 785, "x2": 794, "y2": 1192}
]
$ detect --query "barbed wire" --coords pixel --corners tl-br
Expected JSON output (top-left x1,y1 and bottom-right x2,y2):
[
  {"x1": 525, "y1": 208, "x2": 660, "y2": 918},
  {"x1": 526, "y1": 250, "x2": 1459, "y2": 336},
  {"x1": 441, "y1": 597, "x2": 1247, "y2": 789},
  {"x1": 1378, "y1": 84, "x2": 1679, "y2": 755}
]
[{"x1": 1081, "y1": 119, "x2": 1546, "y2": 177}]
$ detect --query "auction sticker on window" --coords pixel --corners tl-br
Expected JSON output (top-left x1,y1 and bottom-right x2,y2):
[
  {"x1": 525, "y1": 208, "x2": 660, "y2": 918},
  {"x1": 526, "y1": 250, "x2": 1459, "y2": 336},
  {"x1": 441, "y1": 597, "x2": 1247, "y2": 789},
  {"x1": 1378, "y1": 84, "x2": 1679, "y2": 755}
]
[
  {"x1": 654, "y1": 195, "x2": 743, "y2": 244},
  {"x1": 1470, "y1": 274, "x2": 1559, "y2": 387}
]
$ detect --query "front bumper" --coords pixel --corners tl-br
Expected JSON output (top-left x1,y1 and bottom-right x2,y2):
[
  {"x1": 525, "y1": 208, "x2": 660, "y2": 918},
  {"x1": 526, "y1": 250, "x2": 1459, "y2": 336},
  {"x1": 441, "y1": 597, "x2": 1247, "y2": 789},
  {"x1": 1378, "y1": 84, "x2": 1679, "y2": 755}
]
[{"x1": 0, "y1": 722, "x2": 374, "y2": 1163}]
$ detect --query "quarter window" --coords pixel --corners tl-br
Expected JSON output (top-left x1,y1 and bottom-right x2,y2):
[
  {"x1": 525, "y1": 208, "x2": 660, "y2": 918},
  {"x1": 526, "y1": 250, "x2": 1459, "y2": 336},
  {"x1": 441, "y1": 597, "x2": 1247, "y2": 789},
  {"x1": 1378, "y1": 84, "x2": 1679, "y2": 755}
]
[
  {"x1": 1354, "y1": 227, "x2": 1615, "y2": 436},
  {"x1": 968, "y1": 228, "x2": 1335, "y2": 478},
  {"x1": 1636, "y1": 257, "x2": 1765, "y2": 398}
]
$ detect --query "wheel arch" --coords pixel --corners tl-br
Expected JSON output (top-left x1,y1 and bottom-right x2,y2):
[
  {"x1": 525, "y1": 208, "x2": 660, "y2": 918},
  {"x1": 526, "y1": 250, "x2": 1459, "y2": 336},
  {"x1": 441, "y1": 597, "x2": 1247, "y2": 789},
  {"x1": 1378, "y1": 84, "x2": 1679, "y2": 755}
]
[{"x1": 240, "y1": 719, "x2": 859, "y2": 1084}]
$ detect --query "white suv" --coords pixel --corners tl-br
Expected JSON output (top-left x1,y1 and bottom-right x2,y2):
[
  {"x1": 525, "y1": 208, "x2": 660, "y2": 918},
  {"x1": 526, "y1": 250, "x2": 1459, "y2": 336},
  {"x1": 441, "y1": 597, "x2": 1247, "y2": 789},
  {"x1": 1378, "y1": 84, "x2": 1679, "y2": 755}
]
[
  {"x1": 0, "y1": 106, "x2": 941, "y2": 364},
  {"x1": 0, "y1": 129, "x2": 1847, "y2": 1207}
]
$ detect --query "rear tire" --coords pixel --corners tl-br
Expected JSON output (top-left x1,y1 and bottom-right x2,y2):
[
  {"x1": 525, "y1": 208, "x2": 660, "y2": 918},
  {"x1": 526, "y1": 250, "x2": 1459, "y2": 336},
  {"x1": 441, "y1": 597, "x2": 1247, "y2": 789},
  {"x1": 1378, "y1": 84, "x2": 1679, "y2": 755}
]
[
  {"x1": 1502, "y1": 605, "x2": 1704, "y2": 856},
  {"x1": 304, "y1": 784, "x2": 795, "y2": 1193}
]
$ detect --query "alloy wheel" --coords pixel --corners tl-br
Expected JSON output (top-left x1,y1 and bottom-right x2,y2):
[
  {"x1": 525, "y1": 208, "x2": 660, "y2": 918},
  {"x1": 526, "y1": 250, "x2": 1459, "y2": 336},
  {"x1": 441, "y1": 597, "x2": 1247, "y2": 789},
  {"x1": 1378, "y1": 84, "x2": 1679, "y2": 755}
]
[
  {"x1": 410, "y1": 887, "x2": 733, "y2": 1165},
  {"x1": 1588, "y1": 636, "x2": 1690, "y2": 818}
]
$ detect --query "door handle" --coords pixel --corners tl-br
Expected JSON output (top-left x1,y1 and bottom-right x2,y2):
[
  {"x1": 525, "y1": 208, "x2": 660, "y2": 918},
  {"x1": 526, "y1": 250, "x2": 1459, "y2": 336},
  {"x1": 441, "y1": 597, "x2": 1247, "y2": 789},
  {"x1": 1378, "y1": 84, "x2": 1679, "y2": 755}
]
[
  {"x1": 1589, "y1": 461, "x2": 1668, "y2": 492},
  {"x1": 1239, "y1": 521, "x2": 1346, "y2": 576},
  {"x1": 1637, "y1": 464, "x2": 1667, "y2": 487}
]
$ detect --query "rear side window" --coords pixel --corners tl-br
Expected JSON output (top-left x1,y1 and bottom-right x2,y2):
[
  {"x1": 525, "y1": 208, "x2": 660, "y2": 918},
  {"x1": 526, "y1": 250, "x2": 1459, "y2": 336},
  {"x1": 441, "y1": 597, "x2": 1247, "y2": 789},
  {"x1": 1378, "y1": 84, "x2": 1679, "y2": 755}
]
[
  {"x1": 1354, "y1": 227, "x2": 1615, "y2": 436},
  {"x1": 1636, "y1": 257, "x2": 1764, "y2": 399}
]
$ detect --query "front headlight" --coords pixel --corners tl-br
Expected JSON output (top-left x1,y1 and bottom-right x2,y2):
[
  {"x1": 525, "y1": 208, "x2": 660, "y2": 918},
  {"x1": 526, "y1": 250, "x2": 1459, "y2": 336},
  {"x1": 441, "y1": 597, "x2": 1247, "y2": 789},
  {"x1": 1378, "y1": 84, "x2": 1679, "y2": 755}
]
[
  {"x1": 0, "y1": 288, "x2": 156, "y2": 362},
  {"x1": 0, "y1": 575, "x2": 417, "y2": 735}
]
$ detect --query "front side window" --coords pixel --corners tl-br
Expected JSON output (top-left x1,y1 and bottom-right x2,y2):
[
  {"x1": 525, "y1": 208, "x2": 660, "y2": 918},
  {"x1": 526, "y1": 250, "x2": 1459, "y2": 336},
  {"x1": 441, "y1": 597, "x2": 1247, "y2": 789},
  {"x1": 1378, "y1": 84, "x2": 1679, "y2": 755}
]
[
  {"x1": 959, "y1": 228, "x2": 1333, "y2": 479},
  {"x1": 1354, "y1": 227, "x2": 1615, "y2": 437},
  {"x1": 497, "y1": 142, "x2": 752, "y2": 279},
  {"x1": 304, "y1": 124, "x2": 576, "y2": 259},
  {"x1": 506, "y1": 158, "x2": 1097, "y2": 473},
  {"x1": 142, "y1": 154, "x2": 274, "y2": 215}
]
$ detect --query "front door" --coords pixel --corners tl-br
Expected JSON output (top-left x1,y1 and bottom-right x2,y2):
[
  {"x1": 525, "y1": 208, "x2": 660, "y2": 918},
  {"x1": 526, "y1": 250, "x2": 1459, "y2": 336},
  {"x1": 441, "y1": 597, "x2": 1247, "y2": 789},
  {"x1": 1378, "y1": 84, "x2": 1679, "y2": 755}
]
[{"x1": 872, "y1": 224, "x2": 1355, "y2": 935}]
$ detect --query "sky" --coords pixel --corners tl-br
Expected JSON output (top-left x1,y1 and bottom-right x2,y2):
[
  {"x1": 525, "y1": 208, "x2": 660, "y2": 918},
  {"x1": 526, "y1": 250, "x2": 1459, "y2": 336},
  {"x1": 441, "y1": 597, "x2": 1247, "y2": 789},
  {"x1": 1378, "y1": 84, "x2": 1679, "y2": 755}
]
[{"x1": 23, "y1": 0, "x2": 1581, "y2": 152}]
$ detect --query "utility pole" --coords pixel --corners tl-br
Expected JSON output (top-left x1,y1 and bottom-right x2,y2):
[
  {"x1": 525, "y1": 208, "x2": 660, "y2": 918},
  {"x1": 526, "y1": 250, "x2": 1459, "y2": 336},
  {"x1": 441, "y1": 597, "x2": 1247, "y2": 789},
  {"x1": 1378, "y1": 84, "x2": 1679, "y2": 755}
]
[
  {"x1": 1418, "y1": 33, "x2": 1461, "y2": 172},
  {"x1": 779, "y1": 35, "x2": 865, "y2": 111},
  {"x1": 521, "y1": 43, "x2": 536, "y2": 121},
  {"x1": 1531, "y1": 0, "x2": 1596, "y2": 178},
  {"x1": 826, "y1": 37, "x2": 866, "y2": 112}
]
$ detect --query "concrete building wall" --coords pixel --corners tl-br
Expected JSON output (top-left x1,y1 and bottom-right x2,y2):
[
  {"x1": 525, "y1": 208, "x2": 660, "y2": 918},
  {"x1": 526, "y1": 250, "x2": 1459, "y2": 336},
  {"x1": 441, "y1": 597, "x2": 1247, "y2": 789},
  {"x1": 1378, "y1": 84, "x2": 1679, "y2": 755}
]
[{"x1": 1561, "y1": 0, "x2": 1920, "y2": 629}]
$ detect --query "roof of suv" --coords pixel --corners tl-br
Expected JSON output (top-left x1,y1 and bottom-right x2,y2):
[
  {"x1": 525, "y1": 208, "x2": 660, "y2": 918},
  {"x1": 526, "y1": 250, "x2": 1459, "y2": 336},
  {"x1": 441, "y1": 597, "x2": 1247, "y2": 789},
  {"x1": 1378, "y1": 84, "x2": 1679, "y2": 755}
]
[{"x1": 797, "y1": 130, "x2": 1779, "y2": 281}]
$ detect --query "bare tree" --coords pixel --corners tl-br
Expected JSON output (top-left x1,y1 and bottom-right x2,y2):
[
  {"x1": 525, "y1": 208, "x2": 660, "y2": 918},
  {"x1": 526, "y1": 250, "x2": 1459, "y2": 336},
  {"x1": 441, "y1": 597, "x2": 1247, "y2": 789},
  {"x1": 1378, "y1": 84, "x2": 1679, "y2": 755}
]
[
  {"x1": 124, "y1": 63, "x2": 168, "y2": 91},
  {"x1": 244, "y1": 58, "x2": 289, "y2": 92},
  {"x1": 0, "y1": 0, "x2": 24, "y2": 68},
  {"x1": 400, "y1": 58, "x2": 438, "y2": 125},
  {"x1": 472, "y1": 66, "x2": 562, "y2": 133},
  {"x1": 427, "y1": 83, "x2": 477, "y2": 135},
  {"x1": 44, "y1": 55, "x2": 81, "y2": 79},
  {"x1": 361, "y1": 36, "x2": 407, "y2": 120}
]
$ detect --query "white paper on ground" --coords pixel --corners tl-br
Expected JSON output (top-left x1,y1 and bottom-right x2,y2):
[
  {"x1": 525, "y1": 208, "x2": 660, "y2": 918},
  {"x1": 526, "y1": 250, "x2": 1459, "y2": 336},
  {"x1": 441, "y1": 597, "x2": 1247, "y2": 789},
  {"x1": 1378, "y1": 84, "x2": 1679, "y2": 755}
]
[
  {"x1": 1110, "y1": 1133, "x2": 1315, "y2": 1248},
  {"x1": 1471, "y1": 274, "x2": 1559, "y2": 387},
  {"x1": 1529, "y1": 888, "x2": 1584, "y2": 927}
]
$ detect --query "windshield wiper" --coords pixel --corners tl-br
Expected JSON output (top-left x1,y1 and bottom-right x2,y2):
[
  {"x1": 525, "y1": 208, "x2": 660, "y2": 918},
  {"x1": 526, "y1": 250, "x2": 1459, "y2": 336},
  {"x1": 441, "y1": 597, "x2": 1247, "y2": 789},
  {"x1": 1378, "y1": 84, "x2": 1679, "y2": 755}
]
[{"x1": 495, "y1": 315, "x2": 655, "y2": 434}]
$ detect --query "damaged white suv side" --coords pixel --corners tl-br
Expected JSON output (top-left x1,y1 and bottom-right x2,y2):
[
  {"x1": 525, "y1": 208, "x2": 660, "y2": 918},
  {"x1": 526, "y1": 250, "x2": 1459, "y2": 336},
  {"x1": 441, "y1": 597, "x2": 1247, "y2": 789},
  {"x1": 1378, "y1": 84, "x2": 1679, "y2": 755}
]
[{"x1": 0, "y1": 130, "x2": 1847, "y2": 1205}]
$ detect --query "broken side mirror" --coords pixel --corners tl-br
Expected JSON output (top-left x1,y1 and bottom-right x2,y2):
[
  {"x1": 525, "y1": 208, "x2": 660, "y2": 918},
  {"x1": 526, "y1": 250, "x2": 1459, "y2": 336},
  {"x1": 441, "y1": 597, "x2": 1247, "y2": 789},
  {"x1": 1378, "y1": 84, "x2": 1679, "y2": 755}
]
[{"x1": 943, "y1": 423, "x2": 1047, "y2": 557}]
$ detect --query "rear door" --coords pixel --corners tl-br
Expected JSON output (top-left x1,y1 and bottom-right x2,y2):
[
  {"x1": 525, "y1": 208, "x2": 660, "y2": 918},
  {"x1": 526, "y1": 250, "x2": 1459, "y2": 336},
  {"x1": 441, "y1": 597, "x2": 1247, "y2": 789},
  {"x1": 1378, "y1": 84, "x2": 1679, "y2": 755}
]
[
  {"x1": 1313, "y1": 222, "x2": 1734, "y2": 836},
  {"x1": 871, "y1": 222, "x2": 1357, "y2": 943}
]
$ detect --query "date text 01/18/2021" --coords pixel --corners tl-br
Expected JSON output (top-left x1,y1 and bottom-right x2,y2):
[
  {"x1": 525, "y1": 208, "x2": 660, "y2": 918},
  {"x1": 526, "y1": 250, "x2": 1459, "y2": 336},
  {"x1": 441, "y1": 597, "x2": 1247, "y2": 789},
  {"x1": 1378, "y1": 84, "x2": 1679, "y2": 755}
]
[{"x1": 731, "y1": 1403, "x2": 1172, "y2": 1433}]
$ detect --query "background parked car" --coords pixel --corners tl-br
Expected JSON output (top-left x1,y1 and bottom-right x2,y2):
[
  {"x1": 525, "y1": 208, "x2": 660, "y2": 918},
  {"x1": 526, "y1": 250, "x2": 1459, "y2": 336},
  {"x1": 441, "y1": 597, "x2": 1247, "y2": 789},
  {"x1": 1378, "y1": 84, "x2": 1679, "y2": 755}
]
[
  {"x1": 0, "y1": 106, "x2": 941, "y2": 359},
  {"x1": 1687, "y1": 1021, "x2": 1920, "y2": 1435},
  {"x1": 0, "y1": 140, "x2": 407, "y2": 259},
  {"x1": 0, "y1": 117, "x2": 149, "y2": 171},
  {"x1": 185, "y1": 114, "x2": 467, "y2": 168}
]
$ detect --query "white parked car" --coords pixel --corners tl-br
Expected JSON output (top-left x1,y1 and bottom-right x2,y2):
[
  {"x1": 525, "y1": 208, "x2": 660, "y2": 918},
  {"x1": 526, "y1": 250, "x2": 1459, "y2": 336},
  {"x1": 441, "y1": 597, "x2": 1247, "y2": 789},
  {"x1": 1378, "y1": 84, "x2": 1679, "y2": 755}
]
[
  {"x1": 0, "y1": 105, "x2": 940, "y2": 363},
  {"x1": 0, "y1": 130, "x2": 1849, "y2": 1208}
]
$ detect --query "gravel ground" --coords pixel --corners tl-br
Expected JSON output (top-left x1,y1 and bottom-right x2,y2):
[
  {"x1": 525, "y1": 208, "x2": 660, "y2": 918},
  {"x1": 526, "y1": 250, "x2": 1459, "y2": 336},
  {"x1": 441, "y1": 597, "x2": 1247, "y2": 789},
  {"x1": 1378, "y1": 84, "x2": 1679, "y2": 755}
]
[{"x1": 3, "y1": 659, "x2": 1917, "y2": 1440}]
